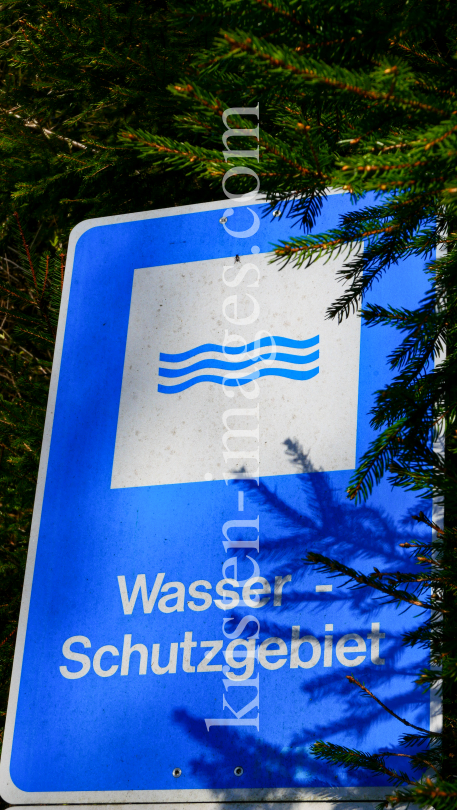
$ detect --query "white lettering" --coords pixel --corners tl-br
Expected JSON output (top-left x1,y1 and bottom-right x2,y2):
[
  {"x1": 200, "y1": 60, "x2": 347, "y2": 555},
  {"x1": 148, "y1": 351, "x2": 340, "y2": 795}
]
[
  {"x1": 259, "y1": 637, "x2": 288, "y2": 670},
  {"x1": 121, "y1": 634, "x2": 148, "y2": 675},
  {"x1": 367, "y1": 622, "x2": 385, "y2": 665},
  {"x1": 60, "y1": 635, "x2": 91, "y2": 679},
  {"x1": 180, "y1": 631, "x2": 197, "y2": 673},
  {"x1": 117, "y1": 573, "x2": 165, "y2": 615},
  {"x1": 151, "y1": 642, "x2": 178, "y2": 675},
  {"x1": 290, "y1": 627, "x2": 321, "y2": 669},
  {"x1": 324, "y1": 629, "x2": 333, "y2": 667},
  {"x1": 242, "y1": 576, "x2": 271, "y2": 608},
  {"x1": 335, "y1": 633, "x2": 366, "y2": 667},
  {"x1": 158, "y1": 581, "x2": 185, "y2": 613},
  {"x1": 187, "y1": 580, "x2": 212, "y2": 612},
  {"x1": 224, "y1": 638, "x2": 256, "y2": 681},
  {"x1": 197, "y1": 640, "x2": 223, "y2": 672},
  {"x1": 93, "y1": 645, "x2": 119, "y2": 677},
  {"x1": 274, "y1": 574, "x2": 292, "y2": 606},
  {"x1": 215, "y1": 578, "x2": 240, "y2": 610}
]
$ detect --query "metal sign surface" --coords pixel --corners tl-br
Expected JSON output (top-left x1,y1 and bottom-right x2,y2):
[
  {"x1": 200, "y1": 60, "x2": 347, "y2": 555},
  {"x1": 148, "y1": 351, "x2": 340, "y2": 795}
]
[{"x1": 0, "y1": 195, "x2": 437, "y2": 805}]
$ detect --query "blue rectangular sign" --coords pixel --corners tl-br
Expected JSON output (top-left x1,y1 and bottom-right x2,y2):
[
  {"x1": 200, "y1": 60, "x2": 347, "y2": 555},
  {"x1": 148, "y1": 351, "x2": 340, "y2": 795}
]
[{"x1": 0, "y1": 195, "x2": 436, "y2": 804}]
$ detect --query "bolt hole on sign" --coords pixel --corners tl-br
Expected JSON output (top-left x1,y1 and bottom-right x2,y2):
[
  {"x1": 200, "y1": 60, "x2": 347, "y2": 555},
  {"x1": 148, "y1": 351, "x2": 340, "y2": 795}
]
[{"x1": 0, "y1": 195, "x2": 435, "y2": 805}]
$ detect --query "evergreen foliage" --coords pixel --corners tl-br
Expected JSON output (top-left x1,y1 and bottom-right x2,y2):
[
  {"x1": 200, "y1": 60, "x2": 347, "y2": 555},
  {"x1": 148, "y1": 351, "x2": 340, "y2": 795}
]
[
  {"x1": 0, "y1": 0, "x2": 208, "y2": 754},
  {"x1": 1, "y1": 0, "x2": 457, "y2": 806},
  {"x1": 122, "y1": 1, "x2": 457, "y2": 806}
]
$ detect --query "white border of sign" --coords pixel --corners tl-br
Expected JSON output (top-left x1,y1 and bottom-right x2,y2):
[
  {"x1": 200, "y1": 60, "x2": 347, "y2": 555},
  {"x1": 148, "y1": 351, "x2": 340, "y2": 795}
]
[{"x1": 0, "y1": 196, "x2": 439, "y2": 806}]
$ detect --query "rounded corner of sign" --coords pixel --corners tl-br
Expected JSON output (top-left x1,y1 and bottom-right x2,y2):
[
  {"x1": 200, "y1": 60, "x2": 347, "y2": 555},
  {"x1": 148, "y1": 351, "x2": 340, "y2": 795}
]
[
  {"x1": 68, "y1": 216, "x2": 102, "y2": 248},
  {"x1": 0, "y1": 769, "x2": 31, "y2": 805},
  {"x1": 0, "y1": 750, "x2": 49, "y2": 804}
]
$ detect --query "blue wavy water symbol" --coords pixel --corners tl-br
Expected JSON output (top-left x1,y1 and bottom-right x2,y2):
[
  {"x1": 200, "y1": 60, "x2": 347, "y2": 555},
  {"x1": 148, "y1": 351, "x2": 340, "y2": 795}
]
[
  {"x1": 158, "y1": 335, "x2": 319, "y2": 394},
  {"x1": 159, "y1": 335, "x2": 319, "y2": 363},
  {"x1": 159, "y1": 349, "x2": 319, "y2": 378}
]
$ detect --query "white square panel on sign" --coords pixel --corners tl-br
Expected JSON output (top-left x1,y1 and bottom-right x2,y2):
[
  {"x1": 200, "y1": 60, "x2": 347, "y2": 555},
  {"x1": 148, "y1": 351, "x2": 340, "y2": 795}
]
[{"x1": 111, "y1": 251, "x2": 361, "y2": 488}]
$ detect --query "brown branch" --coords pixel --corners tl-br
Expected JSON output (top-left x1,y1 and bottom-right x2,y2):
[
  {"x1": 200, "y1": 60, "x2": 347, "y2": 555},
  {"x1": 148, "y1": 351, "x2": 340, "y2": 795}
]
[
  {"x1": 341, "y1": 159, "x2": 427, "y2": 173},
  {"x1": 276, "y1": 236, "x2": 346, "y2": 256},
  {"x1": 347, "y1": 676, "x2": 432, "y2": 734},
  {"x1": 41, "y1": 255, "x2": 49, "y2": 299},
  {"x1": 379, "y1": 751, "x2": 438, "y2": 773},
  {"x1": 391, "y1": 39, "x2": 456, "y2": 71},
  {"x1": 306, "y1": 551, "x2": 443, "y2": 611},
  {"x1": 28, "y1": 124, "x2": 87, "y2": 150},
  {"x1": 0, "y1": 627, "x2": 16, "y2": 649},
  {"x1": 14, "y1": 212, "x2": 37, "y2": 290},
  {"x1": 254, "y1": 0, "x2": 303, "y2": 26},
  {"x1": 296, "y1": 35, "x2": 360, "y2": 52},
  {"x1": 28, "y1": 8, "x2": 73, "y2": 47},
  {"x1": 262, "y1": 138, "x2": 324, "y2": 178},
  {"x1": 5, "y1": 109, "x2": 88, "y2": 150},
  {"x1": 8, "y1": 326, "x2": 54, "y2": 344},
  {"x1": 415, "y1": 81, "x2": 457, "y2": 98},
  {"x1": 223, "y1": 35, "x2": 447, "y2": 116},
  {"x1": 276, "y1": 224, "x2": 400, "y2": 256},
  {"x1": 424, "y1": 124, "x2": 457, "y2": 151}
]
